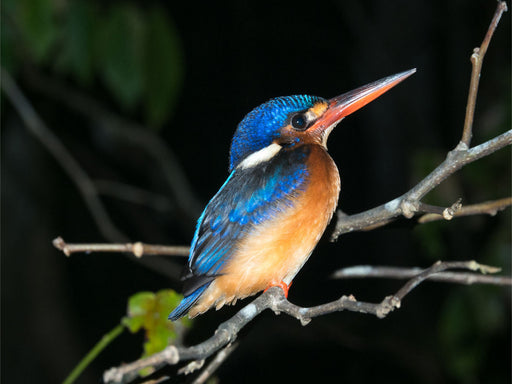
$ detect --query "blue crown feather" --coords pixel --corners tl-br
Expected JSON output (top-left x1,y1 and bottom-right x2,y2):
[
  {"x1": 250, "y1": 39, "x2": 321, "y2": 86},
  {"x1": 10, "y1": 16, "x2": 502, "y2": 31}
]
[{"x1": 229, "y1": 95, "x2": 323, "y2": 170}]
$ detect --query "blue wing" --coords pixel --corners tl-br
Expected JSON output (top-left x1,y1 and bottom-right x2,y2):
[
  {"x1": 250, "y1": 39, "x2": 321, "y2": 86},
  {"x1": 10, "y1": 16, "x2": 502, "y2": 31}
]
[{"x1": 168, "y1": 146, "x2": 311, "y2": 320}]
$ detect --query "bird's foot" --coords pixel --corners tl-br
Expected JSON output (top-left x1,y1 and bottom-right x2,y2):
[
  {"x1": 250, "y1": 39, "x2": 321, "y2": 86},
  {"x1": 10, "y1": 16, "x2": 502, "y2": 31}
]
[{"x1": 264, "y1": 281, "x2": 292, "y2": 298}]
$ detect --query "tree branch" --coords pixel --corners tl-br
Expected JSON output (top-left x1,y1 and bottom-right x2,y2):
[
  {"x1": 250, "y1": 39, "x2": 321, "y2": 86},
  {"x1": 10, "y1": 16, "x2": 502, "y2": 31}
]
[
  {"x1": 331, "y1": 264, "x2": 512, "y2": 286},
  {"x1": 52, "y1": 237, "x2": 189, "y2": 257},
  {"x1": 52, "y1": 196, "x2": 510, "y2": 259},
  {"x1": 418, "y1": 197, "x2": 512, "y2": 223},
  {"x1": 32, "y1": 3, "x2": 508, "y2": 383},
  {"x1": 330, "y1": 1, "x2": 510, "y2": 240},
  {"x1": 461, "y1": 1, "x2": 508, "y2": 147},
  {"x1": 190, "y1": 343, "x2": 238, "y2": 384},
  {"x1": 103, "y1": 260, "x2": 504, "y2": 383},
  {"x1": 331, "y1": 129, "x2": 512, "y2": 240}
]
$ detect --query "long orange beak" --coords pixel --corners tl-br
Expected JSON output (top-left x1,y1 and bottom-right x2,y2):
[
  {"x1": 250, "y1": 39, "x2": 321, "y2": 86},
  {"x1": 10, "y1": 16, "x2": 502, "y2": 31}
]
[{"x1": 311, "y1": 69, "x2": 416, "y2": 138}]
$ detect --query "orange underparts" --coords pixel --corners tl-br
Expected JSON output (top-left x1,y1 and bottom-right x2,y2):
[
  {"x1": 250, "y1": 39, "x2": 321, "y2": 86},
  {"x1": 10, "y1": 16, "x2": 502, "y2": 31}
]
[{"x1": 264, "y1": 281, "x2": 292, "y2": 298}]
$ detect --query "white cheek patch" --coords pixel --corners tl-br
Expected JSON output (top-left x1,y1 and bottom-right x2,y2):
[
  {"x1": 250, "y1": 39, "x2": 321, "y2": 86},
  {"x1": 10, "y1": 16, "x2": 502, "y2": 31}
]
[{"x1": 237, "y1": 143, "x2": 282, "y2": 169}]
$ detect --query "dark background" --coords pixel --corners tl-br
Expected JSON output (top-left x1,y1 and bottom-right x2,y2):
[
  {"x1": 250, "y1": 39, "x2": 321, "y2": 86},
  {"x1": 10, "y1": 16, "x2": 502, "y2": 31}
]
[{"x1": 2, "y1": 1, "x2": 511, "y2": 383}]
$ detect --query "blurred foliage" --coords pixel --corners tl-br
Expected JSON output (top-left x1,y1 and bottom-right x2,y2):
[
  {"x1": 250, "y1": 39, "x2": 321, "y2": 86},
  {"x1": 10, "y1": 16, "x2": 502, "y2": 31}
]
[
  {"x1": 63, "y1": 289, "x2": 190, "y2": 383},
  {"x1": 439, "y1": 286, "x2": 508, "y2": 382},
  {"x1": 123, "y1": 289, "x2": 191, "y2": 360},
  {"x1": 1, "y1": 0, "x2": 184, "y2": 128}
]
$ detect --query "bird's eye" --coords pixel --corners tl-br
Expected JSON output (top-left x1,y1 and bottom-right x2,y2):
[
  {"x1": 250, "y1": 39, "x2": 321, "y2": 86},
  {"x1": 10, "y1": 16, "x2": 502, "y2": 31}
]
[{"x1": 291, "y1": 113, "x2": 308, "y2": 131}]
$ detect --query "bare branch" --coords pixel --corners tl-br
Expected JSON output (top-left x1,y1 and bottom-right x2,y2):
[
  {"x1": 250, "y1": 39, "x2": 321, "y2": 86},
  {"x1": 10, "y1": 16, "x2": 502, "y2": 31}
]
[
  {"x1": 191, "y1": 343, "x2": 238, "y2": 384},
  {"x1": 53, "y1": 237, "x2": 189, "y2": 257},
  {"x1": 103, "y1": 260, "x2": 505, "y2": 384},
  {"x1": 330, "y1": 2, "x2": 510, "y2": 240},
  {"x1": 104, "y1": 346, "x2": 180, "y2": 384},
  {"x1": 331, "y1": 129, "x2": 512, "y2": 240},
  {"x1": 416, "y1": 199, "x2": 462, "y2": 219},
  {"x1": 418, "y1": 197, "x2": 512, "y2": 223},
  {"x1": 461, "y1": 1, "x2": 508, "y2": 147},
  {"x1": 332, "y1": 265, "x2": 512, "y2": 286}
]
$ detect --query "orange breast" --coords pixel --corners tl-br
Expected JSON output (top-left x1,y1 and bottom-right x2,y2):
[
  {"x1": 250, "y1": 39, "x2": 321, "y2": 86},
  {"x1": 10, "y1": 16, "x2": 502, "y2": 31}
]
[{"x1": 189, "y1": 145, "x2": 340, "y2": 317}]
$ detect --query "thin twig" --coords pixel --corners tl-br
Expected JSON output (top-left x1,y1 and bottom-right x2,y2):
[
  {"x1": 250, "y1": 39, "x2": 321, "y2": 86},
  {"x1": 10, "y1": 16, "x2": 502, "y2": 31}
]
[
  {"x1": 460, "y1": 1, "x2": 508, "y2": 147},
  {"x1": 417, "y1": 199, "x2": 463, "y2": 220},
  {"x1": 418, "y1": 197, "x2": 512, "y2": 223},
  {"x1": 332, "y1": 265, "x2": 512, "y2": 286},
  {"x1": 53, "y1": 237, "x2": 189, "y2": 257},
  {"x1": 104, "y1": 347, "x2": 180, "y2": 384},
  {"x1": 391, "y1": 261, "x2": 501, "y2": 300},
  {"x1": 191, "y1": 343, "x2": 238, "y2": 384},
  {"x1": 330, "y1": 2, "x2": 510, "y2": 240},
  {"x1": 103, "y1": 260, "x2": 505, "y2": 383}
]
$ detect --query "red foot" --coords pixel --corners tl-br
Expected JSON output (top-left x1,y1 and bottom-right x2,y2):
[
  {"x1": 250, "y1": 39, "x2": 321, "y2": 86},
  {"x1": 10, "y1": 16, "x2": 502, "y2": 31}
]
[{"x1": 264, "y1": 281, "x2": 292, "y2": 298}]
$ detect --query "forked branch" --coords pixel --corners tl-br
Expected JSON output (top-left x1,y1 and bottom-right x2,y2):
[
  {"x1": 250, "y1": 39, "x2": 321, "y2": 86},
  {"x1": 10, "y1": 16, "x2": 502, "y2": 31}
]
[
  {"x1": 330, "y1": 1, "x2": 510, "y2": 240},
  {"x1": 3, "y1": 2, "x2": 508, "y2": 384},
  {"x1": 103, "y1": 260, "x2": 505, "y2": 384},
  {"x1": 104, "y1": 4, "x2": 510, "y2": 383}
]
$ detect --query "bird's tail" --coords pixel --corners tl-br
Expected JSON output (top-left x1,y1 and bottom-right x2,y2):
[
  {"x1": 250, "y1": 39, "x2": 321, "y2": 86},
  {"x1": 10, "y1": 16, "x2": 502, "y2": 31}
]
[{"x1": 168, "y1": 284, "x2": 209, "y2": 321}]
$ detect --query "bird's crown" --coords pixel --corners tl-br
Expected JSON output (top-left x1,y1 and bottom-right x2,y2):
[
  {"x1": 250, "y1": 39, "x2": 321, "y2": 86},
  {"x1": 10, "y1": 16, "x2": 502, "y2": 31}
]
[{"x1": 229, "y1": 95, "x2": 325, "y2": 171}]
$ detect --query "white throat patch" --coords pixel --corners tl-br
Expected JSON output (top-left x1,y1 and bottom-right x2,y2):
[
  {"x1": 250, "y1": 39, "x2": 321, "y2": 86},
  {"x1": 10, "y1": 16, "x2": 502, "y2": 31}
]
[
  {"x1": 321, "y1": 118, "x2": 344, "y2": 149},
  {"x1": 237, "y1": 143, "x2": 282, "y2": 169}
]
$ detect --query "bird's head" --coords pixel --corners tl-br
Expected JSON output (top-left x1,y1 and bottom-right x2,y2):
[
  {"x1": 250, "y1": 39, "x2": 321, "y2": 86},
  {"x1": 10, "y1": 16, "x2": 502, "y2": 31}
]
[{"x1": 229, "y1": 69, "x2": 415, "y2": 171}]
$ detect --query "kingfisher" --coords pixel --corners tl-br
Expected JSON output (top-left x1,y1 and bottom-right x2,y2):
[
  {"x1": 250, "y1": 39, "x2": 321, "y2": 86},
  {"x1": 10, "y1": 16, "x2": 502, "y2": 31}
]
[{"x1": 169, "y1": 69, "x2": 415, "y2": 320}]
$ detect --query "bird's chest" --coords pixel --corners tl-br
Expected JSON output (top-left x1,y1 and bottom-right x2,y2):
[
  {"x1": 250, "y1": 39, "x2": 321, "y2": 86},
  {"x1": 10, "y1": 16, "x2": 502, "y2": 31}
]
[{"x1": 221, "y1": 145, "x2": 340, "y2": 293}]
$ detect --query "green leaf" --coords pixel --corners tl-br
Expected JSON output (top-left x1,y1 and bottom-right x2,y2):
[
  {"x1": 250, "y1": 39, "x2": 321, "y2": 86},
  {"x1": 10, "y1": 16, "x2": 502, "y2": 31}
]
[
  {"x1": 143, "y1": 8, "x2": 184, "y2": 128},
  {"x1": 122, "y1": 314, "x2": 145, "y2": 334},
  {"x1": 128, "y1": 291, "x2": 156, "y2": 316},
  {"x1": 94, "y1": 4, "x2": 144, "y2": 109},
  {"x1": 439, "y1": 287, "x2": 507, "y2": 382},
  {"x1": 123, "y1": 289, "x2": 191, "y2": 360},
  {"x1": 123, "y1": 291, "x2": 156, "y2": 333},
  {"x1": 17, "y1": 0, "x2": 57, "y2": 63},
  {"x1": 145, "y1": 324, "x2": 173, "y2": 355}
]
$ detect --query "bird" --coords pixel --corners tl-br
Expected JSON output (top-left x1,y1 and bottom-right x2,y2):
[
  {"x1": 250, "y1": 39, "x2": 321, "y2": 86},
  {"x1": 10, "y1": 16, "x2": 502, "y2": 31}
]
[{"x1": 168, "y1": 69, "x2": 416, "y2": 321}]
